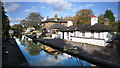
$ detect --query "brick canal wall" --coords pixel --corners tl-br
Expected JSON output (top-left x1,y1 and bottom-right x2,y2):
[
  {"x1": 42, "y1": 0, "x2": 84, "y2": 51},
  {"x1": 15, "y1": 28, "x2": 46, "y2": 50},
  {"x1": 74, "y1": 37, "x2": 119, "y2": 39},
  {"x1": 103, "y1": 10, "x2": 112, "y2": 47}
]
[
  {"x1": 26, "y1": 35, "x2": 120, "y2": 68},
  {"x1": 2, "y1": 38, "x2": 29, "y2": 67}
]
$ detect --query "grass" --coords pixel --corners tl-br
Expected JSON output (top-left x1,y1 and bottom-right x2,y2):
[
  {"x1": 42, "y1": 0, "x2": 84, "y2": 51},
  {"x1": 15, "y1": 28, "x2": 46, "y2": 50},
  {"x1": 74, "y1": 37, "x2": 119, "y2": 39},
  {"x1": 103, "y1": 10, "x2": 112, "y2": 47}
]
[{"x1": 84, "y1": 43, "x2": 104, "y2": 47}]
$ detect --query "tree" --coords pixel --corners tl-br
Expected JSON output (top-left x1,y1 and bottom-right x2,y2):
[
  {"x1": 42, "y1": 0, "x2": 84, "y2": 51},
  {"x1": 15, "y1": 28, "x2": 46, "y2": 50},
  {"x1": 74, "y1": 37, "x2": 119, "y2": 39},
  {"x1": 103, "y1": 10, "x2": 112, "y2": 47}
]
[
  {"x1": 64, "y1": 16, "x2": 73, "y2": 21},
  {"x1": 98, "y1": 14, "x2": 104, "y2": 23},
  {"x1": 104, "y1": 9, "x2": 115, "y2": 24},
  {"x1": 26, "y1": 12, "x2": 43, "y2": 29},
  {"x1": 1, "y1": 1, "x2": 10, "y2": 39},
  {"x1": 73, "y1": 9, "x2": 93, "y2": 25},
  {"x1": 11, "y1": 24, "x2": 23, "y2": 30},
  {"x1": 20, "y1": 19, "x2": 27, "y2": 29}
]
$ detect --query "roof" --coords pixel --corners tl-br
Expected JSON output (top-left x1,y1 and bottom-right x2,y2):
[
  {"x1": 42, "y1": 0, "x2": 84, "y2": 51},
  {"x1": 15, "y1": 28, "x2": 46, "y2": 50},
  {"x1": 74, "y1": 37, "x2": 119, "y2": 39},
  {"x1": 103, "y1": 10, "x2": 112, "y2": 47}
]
[
  {"x1": 89, "y1": 23, "x2": 110, "y2": 31},
  {"x1": 59, "y1": 26, "x2": 69, "y2": 32},
  {"x1": 59, "y1": 23, "x2": 110, "y2": 32},
  {"x1": 49, "y1": 23, "x2": 66, "y2": 29},
  {"x1": 75, "y1": 24, "x2": 91, "y2": 31},
  {"x1": 42, "y1": 18, "x2": 67, "y2": 23},
  {"x1": 92, "y1": 15, "x2": 96, "y2": 17}
]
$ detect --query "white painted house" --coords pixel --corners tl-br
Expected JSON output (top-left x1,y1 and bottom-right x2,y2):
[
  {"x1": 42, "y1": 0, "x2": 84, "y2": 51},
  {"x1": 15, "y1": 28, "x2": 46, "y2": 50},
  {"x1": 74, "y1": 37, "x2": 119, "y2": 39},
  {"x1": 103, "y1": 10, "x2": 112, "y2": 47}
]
[{"x1": 57, "y1": 15, "x2": 112, "y2": 46}]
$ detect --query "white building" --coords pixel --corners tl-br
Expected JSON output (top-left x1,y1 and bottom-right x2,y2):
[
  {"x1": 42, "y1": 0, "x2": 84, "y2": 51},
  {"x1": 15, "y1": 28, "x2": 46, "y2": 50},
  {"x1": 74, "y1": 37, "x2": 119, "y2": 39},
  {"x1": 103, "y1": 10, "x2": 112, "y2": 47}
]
[{"x1": 52, "y1": 15, "x2": 112, "y2": 47}]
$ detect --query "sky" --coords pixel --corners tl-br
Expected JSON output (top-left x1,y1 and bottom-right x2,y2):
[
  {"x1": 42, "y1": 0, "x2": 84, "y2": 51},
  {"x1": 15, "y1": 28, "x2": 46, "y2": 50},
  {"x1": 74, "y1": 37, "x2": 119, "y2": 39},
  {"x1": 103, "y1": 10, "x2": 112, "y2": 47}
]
[{"x1": 2, "y1": 0, "x2": 119, "y2": 26}]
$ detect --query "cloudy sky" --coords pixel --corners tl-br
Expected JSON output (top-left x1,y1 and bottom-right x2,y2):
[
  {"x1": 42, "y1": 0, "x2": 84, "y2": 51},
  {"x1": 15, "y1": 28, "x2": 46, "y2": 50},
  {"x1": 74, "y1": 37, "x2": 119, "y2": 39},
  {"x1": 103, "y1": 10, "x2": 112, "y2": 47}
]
[{"x1": 2, "y1": 0, "x2": 119, "y2": 26}]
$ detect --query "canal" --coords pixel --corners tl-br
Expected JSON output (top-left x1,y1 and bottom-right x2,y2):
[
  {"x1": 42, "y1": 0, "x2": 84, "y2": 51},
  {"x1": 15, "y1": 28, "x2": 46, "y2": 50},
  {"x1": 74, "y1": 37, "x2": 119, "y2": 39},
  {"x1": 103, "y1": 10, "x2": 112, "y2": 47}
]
[{"x1": 14, "y1": 34, "x2": 97, "y2": 67}]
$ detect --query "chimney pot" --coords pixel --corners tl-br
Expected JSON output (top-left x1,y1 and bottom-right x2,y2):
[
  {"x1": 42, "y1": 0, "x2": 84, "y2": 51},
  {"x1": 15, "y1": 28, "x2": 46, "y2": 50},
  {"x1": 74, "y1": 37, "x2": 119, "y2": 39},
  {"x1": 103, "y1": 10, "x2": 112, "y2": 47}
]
[
  {"x1": 61, "y1": 16, "x2": 63, "y2": 19},
  {"x1": 104, "y1": 18, "x2": 109, "y2": 25},
  {"x1": 47, "y1": 16, "x2": 49, "y2": 19},
  {"x1": 54, "y1": 14, "x2": 58, "y2": 21}
]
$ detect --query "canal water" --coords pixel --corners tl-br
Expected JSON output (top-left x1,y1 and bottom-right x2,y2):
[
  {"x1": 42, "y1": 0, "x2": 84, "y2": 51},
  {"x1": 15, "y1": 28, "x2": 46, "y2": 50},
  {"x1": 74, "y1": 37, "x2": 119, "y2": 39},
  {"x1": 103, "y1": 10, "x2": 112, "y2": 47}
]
[{"x1": 14, "y1": 35, "x2": 95, "y2": 67}]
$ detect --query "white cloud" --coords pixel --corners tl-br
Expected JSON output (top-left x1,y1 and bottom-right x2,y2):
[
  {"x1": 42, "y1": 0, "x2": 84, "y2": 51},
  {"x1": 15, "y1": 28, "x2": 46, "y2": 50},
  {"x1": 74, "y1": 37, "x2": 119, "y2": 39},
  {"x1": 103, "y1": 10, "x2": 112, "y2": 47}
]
[
  {"x1": 24, "y1": 9, "x2": 32, "y2": 13},
  {"x1": 23, "y1": 6, "x2": 37, "y2": 14},
  {"x1": 9, "y1": 17, "x2": 23, "y2": 26},
  {"x1": 43, "y1": 0, "x2": 73, "y2": 12},
  {"x1": 5, "y1": 3, "x2": 20, "y2": 12},
  {"x1": 32, "y1": 6, "x2": 35, "y2": 9},
  {"x1": 40, "y1": 6, "x2": 45, "y2": 9},
  {"x1": 85, "y1": 4, "x2": 94, "y2": 8},
  {"x1": 114, "y1": 14, "x2": 118, "y2": 18},
  {"x1": 9, "y1": 17, "x2": 22, "y2": 22},
  {"x1": 72, "y1": 8, "x2": 77, "y2": 12},
  {"x1": 72, "y1": 4, "x2": 94, "y2": 13},
  {"x1": 108, "y1": 8, "x2": 111, "y2": 10},
  {"x1": 79, "y1": 6, "x2": 83, "y2": 9}
]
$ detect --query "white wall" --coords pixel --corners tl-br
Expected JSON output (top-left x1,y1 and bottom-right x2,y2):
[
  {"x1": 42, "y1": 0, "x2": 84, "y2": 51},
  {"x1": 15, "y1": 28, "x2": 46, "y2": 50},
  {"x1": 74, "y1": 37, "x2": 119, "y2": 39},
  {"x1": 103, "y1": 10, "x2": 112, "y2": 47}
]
[
  {"x1": 74, "y1": 31, "x2": 80, "y2": 37},
  {"x1": 72, "y1": 37, "x2": 106, "y2": 46},
  {"x1": 94, "y1": 32, "x2": 99, "y2": 38},
  {"x1": 52, "y1": 34, "x2": 60, "y2": 39},
  {"x1": 103, "y1": 32, "x2": 112, "y2": 42},
  {"x1": 64, "y1": 32, "x2": 68, "y2": 40},
  {"x1": 85, "y1": 32, "x2": 91, "y2": 38},
  {"x1": 57, "y1": 30, "x2": 111, "y2": 46},
  {"x1": 58, "y1": 31, "x2": 63, "y2": 39}
]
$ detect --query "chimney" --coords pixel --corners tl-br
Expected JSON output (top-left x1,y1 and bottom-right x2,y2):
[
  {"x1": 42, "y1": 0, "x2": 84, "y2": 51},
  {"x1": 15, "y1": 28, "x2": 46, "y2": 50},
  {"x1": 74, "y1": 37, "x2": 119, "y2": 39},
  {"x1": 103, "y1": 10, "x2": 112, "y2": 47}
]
[
  {"x1": 47, "y1": 16, "x2": 49, "y2": 19},
  {"x1": 91, "y1": 15, "x2": 98, "y2": 25},
  {"x1": 104, "y1": 18, "x2": 109, "y2": 25},
  {"x1": 61, "y1": 16, "x2": 63, "y2": 19},
  {"x1": 54, "y1": 14, "x2": 57, "y2": 21},
  {"x1": 67, "y1": 18, "x2": 73, "y2": 27}
]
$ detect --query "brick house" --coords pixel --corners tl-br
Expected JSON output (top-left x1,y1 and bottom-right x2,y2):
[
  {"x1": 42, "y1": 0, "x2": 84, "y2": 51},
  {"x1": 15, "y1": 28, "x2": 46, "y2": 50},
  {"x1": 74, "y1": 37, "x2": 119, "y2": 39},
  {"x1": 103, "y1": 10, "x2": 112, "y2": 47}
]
[{"x1": 41, "y1": 14, "x2": 67, "y2": 32}]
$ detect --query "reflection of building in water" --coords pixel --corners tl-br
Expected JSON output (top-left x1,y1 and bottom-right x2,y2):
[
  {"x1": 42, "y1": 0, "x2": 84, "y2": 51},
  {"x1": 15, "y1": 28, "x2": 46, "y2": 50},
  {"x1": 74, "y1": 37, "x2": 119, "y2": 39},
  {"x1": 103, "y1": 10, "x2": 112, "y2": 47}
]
[
  {"x1": 42, "y1": 45, "x2": 73, "y2": 60},
  {"x1": 42, "y1": 45, "x2": 63, "y2": 60},
  {"x1": 68, "y1": 55, "x2": 72, "y2": 59},
  {"x1": 28, "y1": 38, "x2": 32, "y2": 41},
  {"x1": 22, "y1": 35, "x2": 25, "y2": 40},
  {"x1": 54, "y1": 52, "x2": 58, "y2": 59}
]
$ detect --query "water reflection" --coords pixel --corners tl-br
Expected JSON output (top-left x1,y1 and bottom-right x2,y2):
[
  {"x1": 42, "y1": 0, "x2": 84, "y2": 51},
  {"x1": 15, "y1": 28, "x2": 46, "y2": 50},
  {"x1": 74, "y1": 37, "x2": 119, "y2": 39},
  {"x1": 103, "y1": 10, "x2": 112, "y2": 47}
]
[
  {"x1": 15, "y1": 35, "x2": 92, "y2": 66},
  {"x1": 20, "y1": 35, "x2": 42, "y2": 56}
]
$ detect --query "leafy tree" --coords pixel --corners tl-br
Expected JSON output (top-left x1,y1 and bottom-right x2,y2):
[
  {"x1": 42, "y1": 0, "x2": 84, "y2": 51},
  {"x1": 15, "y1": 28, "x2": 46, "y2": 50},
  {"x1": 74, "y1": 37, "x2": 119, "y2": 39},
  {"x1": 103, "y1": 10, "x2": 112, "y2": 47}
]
[
  {"x1": 110, "y1": 23, "x2": 118, "y2": 32},
  {"x1": 104, "y1": 9, "x2": 115, "y2": 24},
  {"x1": 1, "y1": 1, "x2": 10, "y2": 39},
  {"x1": 73, "y1": 9, "x2": 93, "y2": 25},
  {"x1": 98, "y1": 14, "x2": 104, "y2": 23},
  {"x1": 11, "y1": 24, "x2": 23, "y2": 30},
  {"x1": 26, "y1": 12, "x2": 43, "y2": 29},
  {"x1": 64, "y1": 16, "x2": 73, "y2": 21},
  {"x1": 20, "y1": 19, "x2": 27, "y2": 29}
]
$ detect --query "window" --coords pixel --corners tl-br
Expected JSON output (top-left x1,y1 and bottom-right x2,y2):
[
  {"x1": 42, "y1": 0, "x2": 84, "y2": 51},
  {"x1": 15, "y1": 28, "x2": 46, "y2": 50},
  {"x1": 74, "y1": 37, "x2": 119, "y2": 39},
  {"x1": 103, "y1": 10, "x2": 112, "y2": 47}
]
[
  {"x1": 91, "y1": 32, "x2": 94, "y2": 38},
  {"x1": 82, "y1": 32, "x2": 85, "y2": 37},
  {"x1": 98, "y1": 32, "x2": 100, "y2": 38}
]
